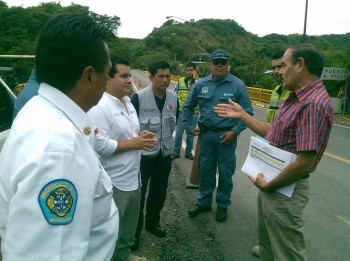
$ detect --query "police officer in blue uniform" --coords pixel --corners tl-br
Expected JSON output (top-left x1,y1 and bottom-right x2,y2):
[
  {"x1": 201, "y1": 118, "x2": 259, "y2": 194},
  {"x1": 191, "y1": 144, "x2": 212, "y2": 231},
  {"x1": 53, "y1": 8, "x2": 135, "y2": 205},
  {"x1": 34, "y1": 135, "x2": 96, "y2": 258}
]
[{"x1": 183, "y1": 49, "x2": 253, "y2": 222}]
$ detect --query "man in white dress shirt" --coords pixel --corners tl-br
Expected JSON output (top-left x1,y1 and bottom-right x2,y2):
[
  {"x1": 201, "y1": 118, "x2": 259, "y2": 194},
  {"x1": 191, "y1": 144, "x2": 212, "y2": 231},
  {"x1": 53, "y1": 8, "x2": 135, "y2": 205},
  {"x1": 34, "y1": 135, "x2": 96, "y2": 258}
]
[
  {"x1": 88, "y1": 56, "x2": 156, "y2": 261},
  {"x1": 0, "y1": 14, "x2": 119, "y2": 260}
]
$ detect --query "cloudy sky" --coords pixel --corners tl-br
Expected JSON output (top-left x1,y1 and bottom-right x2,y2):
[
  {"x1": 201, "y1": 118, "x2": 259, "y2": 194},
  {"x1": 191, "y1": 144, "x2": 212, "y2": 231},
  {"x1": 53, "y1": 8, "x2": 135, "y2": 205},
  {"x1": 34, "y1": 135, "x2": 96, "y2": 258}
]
[{"x1": 4, "y1": 0, "x2": 350, "y2": 39}]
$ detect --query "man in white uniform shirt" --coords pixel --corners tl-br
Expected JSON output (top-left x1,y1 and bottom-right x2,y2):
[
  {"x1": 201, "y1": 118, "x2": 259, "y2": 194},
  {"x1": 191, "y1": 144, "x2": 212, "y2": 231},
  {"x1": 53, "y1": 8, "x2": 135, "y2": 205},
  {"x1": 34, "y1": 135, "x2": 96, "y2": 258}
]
[
  {"x1": 0, "y1": 14, "x2": 119, "y2": 260},
  {"x1": 88, "y1": 57, "x2": 156, "y2": 261}
]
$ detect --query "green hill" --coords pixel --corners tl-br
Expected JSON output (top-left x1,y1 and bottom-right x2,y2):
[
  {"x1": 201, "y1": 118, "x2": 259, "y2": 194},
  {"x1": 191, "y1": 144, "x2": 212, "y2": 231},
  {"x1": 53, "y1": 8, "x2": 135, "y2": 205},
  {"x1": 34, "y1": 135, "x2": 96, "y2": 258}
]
[{"x1": 0, "y1": 1, "x2": 349, "y2": 94}]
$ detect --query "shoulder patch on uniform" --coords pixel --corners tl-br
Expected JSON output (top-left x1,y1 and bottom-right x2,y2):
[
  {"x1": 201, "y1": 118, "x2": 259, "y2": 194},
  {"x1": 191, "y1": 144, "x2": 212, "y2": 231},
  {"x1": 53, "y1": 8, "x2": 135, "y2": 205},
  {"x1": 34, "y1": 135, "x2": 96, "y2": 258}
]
[
  {"x1": 201, "y1": 87, "x2": 208, "y2": 94},
  {"x1": 38, "y1": 179, "x2": 78, "y2": 225}
]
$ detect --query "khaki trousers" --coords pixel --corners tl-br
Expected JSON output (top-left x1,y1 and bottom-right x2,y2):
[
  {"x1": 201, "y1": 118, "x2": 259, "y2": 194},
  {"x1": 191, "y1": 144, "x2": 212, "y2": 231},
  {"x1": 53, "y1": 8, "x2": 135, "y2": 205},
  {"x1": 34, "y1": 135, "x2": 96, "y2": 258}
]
[
  {"x1": 112, "y1": 187, "x2": 141, "y2": 261},
  {"x1": 258, "y1": 178, "x2": 310, "y2": 261}
]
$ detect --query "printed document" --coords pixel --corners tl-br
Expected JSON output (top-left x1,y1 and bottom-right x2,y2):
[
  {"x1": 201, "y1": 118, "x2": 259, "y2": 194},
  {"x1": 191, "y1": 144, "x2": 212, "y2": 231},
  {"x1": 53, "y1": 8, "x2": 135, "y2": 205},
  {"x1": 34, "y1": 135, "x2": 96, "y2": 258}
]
[{"x1": 241, "y1": 136, "x2": 297, "y2": 197}]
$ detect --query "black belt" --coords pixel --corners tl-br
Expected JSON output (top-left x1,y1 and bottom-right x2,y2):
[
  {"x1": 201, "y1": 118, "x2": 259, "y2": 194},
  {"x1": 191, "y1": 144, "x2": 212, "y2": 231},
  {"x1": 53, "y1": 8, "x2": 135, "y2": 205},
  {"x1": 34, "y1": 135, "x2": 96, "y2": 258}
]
[
  {"x1": 269, "y1": 106, "x2": 280, "y2": 110},
  {"x1": 301, "y1": 174, "x2": 309, "y2": 179},
  {"x1": 198, "y1": 123, "x2": 233, "y2": 133}
]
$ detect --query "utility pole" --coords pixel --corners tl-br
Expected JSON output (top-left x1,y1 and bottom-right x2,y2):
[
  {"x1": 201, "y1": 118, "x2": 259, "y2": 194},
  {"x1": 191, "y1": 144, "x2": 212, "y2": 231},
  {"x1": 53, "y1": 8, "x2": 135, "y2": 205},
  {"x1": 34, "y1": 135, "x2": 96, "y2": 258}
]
[{"x1": 301, "y1": 0, "x2": 309, "y2": 43}]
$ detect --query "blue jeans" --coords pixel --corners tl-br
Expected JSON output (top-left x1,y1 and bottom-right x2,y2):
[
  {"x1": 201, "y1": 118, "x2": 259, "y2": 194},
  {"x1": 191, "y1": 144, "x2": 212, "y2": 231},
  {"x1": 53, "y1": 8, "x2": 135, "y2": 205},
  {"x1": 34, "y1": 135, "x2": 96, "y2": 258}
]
[{"x1": 173, "y1": 112, "x2": 199, "y2": 155}]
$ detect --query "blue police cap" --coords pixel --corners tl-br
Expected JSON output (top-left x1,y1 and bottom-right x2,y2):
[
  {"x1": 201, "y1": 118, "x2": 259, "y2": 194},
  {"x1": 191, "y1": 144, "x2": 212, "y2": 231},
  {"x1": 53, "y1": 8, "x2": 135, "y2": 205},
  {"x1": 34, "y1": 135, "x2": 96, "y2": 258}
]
[{"x1": 210, "y1": 49, "x2": 230, "y2": 60}]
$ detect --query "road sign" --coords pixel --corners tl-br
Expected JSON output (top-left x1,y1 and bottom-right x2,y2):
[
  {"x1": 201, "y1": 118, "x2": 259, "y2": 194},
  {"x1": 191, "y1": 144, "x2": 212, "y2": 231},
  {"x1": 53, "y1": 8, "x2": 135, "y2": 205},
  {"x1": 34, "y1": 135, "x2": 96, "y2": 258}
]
[{"x1": 321, "y1": 67, "x2": 348, "y2": 80}]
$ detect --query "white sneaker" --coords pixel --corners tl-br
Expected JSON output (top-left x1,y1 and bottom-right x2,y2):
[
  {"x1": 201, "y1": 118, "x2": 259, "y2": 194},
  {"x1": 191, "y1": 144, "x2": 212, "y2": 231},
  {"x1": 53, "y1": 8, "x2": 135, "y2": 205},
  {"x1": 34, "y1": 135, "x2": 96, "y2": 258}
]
[
  {"x1": 252, "y1": 245, "x2": 260, "y2": 257},
  {"x1": 130, "y1": 254, "x2": 147, "y2": 261}
]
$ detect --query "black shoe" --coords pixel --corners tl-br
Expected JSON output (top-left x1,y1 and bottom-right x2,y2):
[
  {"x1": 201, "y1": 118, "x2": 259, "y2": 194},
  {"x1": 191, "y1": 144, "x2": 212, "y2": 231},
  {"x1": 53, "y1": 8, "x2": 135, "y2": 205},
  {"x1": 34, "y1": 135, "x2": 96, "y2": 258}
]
[
  {"x1": 130, "y1": 237, "x2": 139, "y2": 251},
  {"x1": 145, "y1": 225, "x2": 166, "y2": 238},
  {"x1": 171, "y1": 153, "x2": 180, "y2": 161},
  {"x1": 187, "y1": 204, "x2": 212, "y2": 218},
  {"x1": 215, "y1": 207, "x2": 227, "y2": 222},
  {"x1": 185, "y1": 153, "x2": 194, "y2": 160}
]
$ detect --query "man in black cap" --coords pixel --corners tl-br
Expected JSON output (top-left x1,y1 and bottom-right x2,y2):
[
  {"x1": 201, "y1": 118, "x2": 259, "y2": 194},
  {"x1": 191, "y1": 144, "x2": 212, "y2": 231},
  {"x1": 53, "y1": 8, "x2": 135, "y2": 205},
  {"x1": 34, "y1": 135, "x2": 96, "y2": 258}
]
[{"x1": 182, "y1": 49, "x2": 253, "y2": 222}]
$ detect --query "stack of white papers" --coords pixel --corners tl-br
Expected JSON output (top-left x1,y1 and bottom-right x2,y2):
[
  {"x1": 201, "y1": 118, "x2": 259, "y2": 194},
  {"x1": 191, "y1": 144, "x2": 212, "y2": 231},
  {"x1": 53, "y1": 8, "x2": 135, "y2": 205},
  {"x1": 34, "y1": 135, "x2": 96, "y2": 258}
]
[{"x1": 241, "y1": 136, "x2": 297, "y2": 197}]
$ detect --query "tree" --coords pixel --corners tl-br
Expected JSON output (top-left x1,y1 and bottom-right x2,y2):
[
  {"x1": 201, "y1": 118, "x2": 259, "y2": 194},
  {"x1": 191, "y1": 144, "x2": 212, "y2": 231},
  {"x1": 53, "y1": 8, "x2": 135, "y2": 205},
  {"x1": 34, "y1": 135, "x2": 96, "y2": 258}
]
[{"x1": 0, "y1": 1, "x2": 121, "y2": 82}]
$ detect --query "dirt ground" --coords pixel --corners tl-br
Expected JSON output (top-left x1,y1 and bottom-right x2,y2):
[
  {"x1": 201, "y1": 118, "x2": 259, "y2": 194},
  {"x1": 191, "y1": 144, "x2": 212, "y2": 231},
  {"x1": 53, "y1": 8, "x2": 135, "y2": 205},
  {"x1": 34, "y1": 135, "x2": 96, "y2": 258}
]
[{"x1": 132, "y1": 163, "x2": 228, "y2": 261}]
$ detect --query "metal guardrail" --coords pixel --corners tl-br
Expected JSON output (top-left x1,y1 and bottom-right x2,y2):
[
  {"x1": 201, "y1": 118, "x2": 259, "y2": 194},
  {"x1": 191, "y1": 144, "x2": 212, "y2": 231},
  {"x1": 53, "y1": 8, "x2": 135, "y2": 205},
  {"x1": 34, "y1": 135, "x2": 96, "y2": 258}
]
[
  {"x1": 11, "y1": 74, "x2": 271, "y2": 105},
  {"x1": 247, "y1": 86, "x2": 272, "y2": 104},
  {"x1": 0, "y1": 55, "x2": 35, "y2": 59},
  {"x1": 15, "y1": 83, "x2": 25, "y2": 95},
  {"x1": 169, "y1": 76, "x2": 272, "y2": 104},
  {"x1": 170, "y1": 75, "x2": 181, "y2": 82}
]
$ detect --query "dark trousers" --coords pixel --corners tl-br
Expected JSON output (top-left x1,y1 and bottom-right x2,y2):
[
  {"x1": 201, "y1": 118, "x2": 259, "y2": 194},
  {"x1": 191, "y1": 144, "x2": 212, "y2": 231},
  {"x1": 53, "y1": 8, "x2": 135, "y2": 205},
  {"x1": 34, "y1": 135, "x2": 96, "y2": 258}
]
[
  {"x1": 135, "y1": 152, "x2": 172, "y2": 238},
  {"x1": 197, "y1": 130, "x2": 237, "y2": 207}
]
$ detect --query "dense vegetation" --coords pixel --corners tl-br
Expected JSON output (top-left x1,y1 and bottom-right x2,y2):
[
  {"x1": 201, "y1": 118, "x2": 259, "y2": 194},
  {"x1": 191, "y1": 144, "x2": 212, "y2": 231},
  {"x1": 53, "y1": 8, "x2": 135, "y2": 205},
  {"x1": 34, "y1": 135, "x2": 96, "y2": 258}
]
[{"x1": 0, "y1": 1, "x2": 349, "y2": 96}]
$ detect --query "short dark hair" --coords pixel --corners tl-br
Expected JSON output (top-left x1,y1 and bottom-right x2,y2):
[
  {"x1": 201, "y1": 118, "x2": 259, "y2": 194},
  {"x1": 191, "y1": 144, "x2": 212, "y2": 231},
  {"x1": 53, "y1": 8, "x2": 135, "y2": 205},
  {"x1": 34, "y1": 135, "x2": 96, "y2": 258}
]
[
  {"x1": 109, "y1": 56, "x2": 130, "y2": 78},
  {"x1": 185, "y1": 62, "x2": 197, "y2": 70},
  {"x1": 271, "y1": 49, "x2": 286, "y2": 60},
  {"x1": 149, "y1": 61, "x2": 172, "y2": 76},
  {"x1": 289, "y1": 43, "x2": 324, "y2": 77},
  {"x1": 35, "y1": 13, "x2": 110, "y2": 92}
]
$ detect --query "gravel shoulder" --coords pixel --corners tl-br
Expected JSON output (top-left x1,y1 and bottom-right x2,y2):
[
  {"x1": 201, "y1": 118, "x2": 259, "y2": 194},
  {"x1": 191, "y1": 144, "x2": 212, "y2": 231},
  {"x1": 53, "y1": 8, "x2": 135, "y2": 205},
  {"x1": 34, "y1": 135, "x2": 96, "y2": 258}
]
[{"x1": 132, "y1": 162, "x2": 227, "y2": 261}]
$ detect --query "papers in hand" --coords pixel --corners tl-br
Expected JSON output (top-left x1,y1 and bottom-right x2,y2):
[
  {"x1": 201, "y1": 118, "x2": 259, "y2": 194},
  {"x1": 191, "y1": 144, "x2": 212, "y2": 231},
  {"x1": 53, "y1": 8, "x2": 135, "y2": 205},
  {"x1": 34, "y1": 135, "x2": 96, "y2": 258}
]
[{"x1": 241, "y1": 136, "x2": 297, "y2": 197}]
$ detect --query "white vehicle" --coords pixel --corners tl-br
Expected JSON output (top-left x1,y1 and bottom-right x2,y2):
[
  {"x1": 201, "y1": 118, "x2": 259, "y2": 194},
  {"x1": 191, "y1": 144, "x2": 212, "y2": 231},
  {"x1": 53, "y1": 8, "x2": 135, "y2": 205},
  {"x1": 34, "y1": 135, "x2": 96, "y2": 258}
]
[{"x1": 0, "y1": 76, "x2": 16, "y2": 151}]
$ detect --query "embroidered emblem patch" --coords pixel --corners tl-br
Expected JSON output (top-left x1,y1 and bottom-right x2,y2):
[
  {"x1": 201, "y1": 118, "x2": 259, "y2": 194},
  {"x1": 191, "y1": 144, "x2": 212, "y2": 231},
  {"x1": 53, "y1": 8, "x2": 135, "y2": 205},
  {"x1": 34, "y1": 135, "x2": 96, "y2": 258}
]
[
  {"x1": 201, "y1": 87, "x2": 208, "y2": 94},
  {"x1": 38, "y1": 179, "x2": 78, "y2": 225},
  {"x1": 167, "y1": 104, "x2": 174, "y2": 111}
]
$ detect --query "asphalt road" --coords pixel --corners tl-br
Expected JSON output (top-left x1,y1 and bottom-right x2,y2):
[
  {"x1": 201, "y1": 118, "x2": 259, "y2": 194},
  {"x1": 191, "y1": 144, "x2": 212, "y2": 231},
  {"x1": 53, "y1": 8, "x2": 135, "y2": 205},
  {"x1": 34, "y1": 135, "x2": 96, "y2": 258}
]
[
  {"x1": 240, "y1": 107, "x2": 350, "y2": 261},
  {"x1": 176, "y1": 107, "x2": 350, "y2": 261}
]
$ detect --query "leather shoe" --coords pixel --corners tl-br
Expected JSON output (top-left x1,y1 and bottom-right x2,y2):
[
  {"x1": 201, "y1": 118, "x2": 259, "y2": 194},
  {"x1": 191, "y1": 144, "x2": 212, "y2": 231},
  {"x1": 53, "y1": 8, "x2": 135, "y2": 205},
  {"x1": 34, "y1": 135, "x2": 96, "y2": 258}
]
[
  {"x1": 130, "y1": 237, "x2": 139, "y2": 250},
  {"x1": 185, "y1": 153, "x2": 194, "y2": 160},
  {"x1": 171, "y1": 153, "x2": 180, "y2": 161},
  {"x1": 187, "y1": 204, "x2": 212, "y2": 218},
  {"x1": 215, "y1": 207, "x2": 227, "y2": 222},
  {"x1": 145, "y1": 225, "x2": 166, "y2": 237}
]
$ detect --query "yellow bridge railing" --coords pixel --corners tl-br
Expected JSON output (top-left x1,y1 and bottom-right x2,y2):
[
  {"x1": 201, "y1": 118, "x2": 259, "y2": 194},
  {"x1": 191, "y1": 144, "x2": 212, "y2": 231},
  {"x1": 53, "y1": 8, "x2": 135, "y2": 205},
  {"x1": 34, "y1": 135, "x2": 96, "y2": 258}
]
[
  {"x1": 170, "y1": 76, "x2": 272, "y2": 105},
  {"x1": 247, "y1": 86, "x2": 272, "y2": 105},
  {"x1": 15, "y1": 78, "x2": 272, "y2": 106},
  {"x1": 170, "y1": 75, "x2": 181, "y2": 82}
]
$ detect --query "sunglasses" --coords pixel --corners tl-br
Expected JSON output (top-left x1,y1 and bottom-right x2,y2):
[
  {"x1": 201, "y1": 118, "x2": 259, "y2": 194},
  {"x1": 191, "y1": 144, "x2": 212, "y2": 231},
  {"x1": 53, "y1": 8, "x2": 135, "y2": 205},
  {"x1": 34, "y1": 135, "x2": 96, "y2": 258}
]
[{"x1": 212, "y1": 59, "x2": 228, "y2": 65}]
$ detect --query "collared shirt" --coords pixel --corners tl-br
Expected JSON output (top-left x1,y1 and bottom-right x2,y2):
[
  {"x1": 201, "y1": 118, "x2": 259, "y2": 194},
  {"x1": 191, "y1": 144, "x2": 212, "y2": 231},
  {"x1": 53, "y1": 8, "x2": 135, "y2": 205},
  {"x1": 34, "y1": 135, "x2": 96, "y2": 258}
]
[
  {"x1": 182, "y1": 73, "x2": 253, "y2": 135},
  {"x1": 265, "y1": 79, "x2": 333, "y2": 165},
  {"x1": 0, "y1": 83, "x2": 118, "y2": 260},
  {"x1": 88, "y1": 92, "x2": 141, "y2": 191}
]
